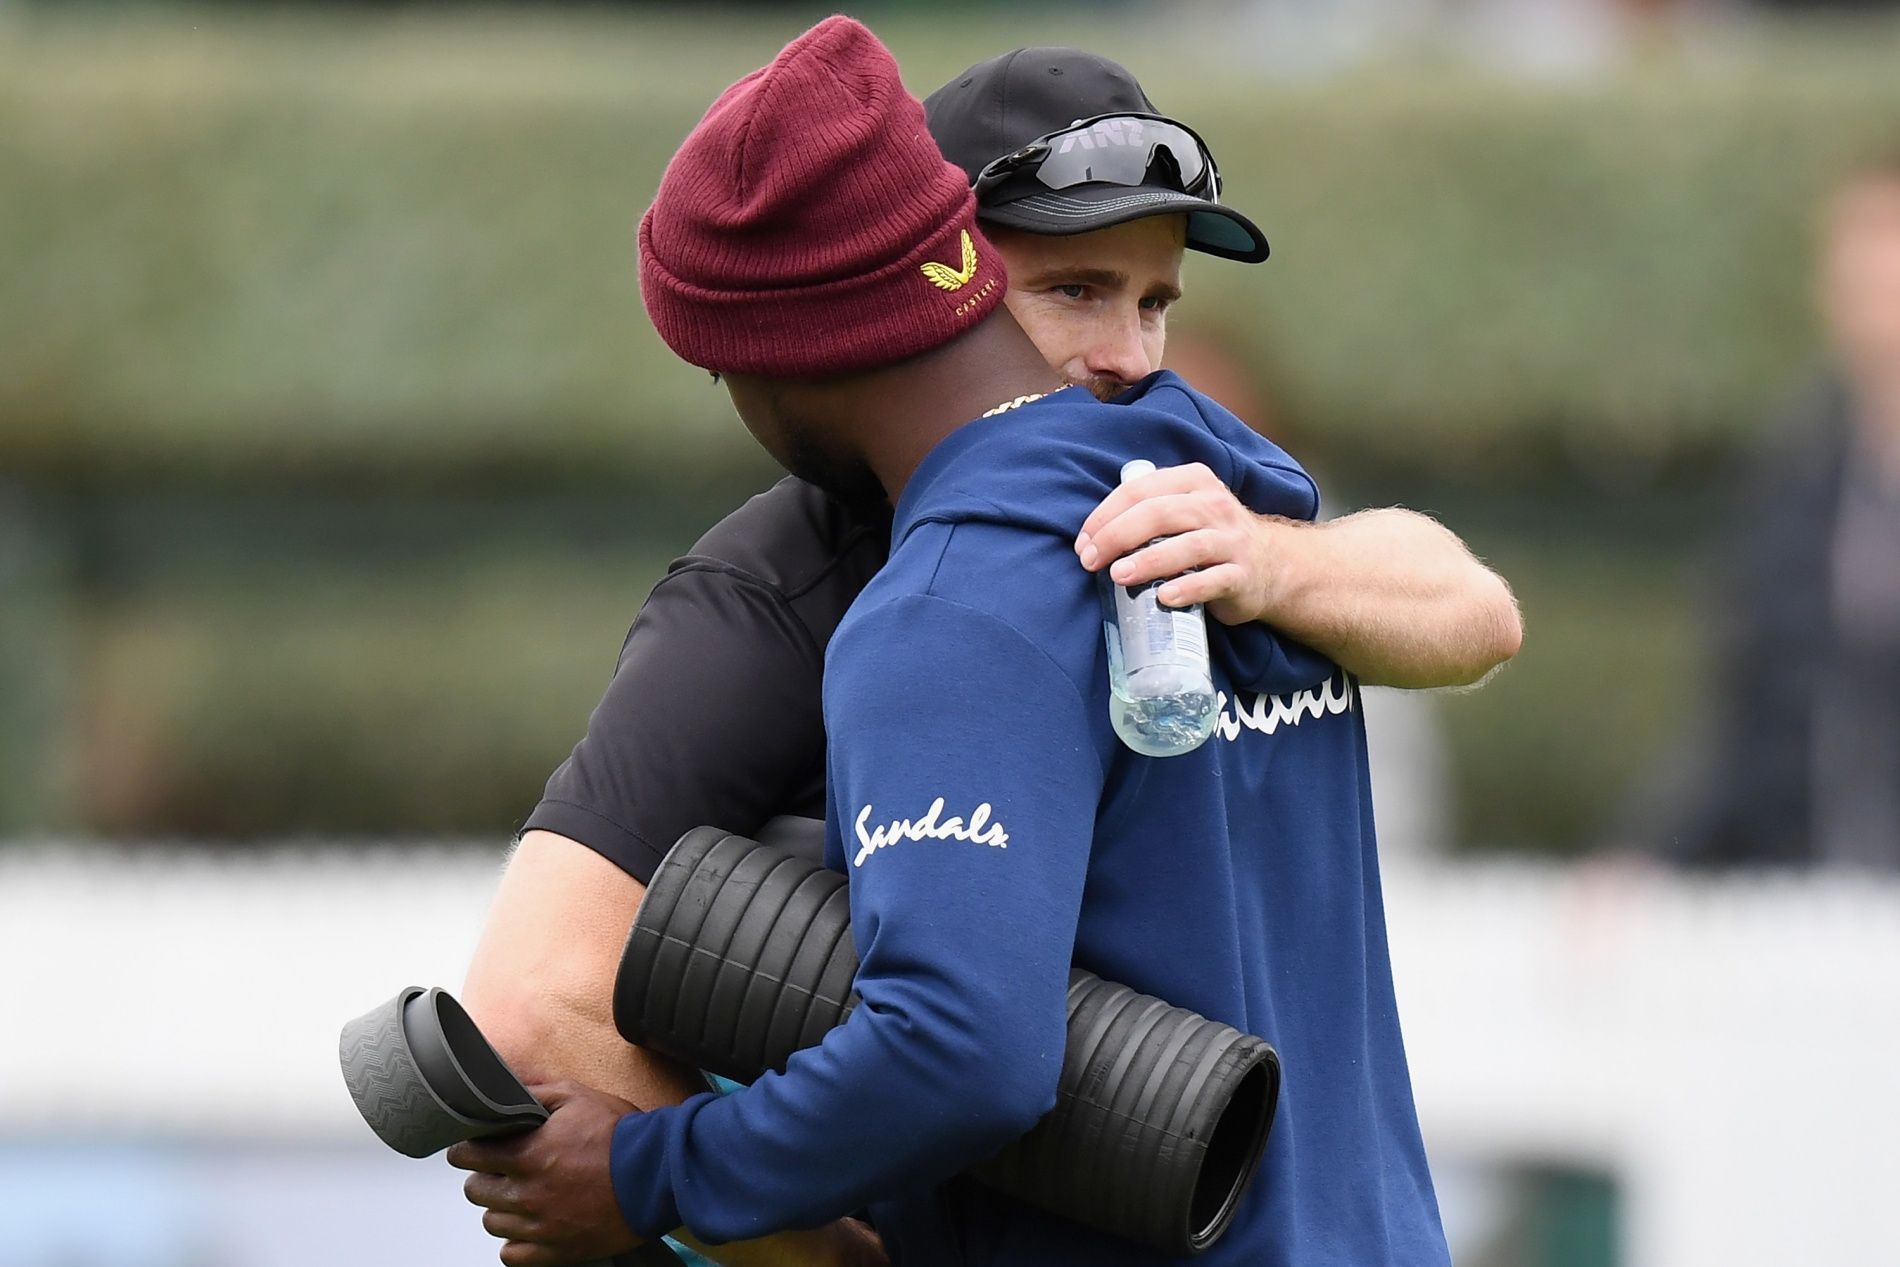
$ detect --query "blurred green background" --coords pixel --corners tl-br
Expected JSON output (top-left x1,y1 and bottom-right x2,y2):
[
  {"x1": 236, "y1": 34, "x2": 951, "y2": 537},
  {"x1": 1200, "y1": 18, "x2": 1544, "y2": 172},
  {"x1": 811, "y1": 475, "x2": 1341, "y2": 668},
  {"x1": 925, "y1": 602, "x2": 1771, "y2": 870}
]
[{"x1": 5, "y1": 4, "x2": 1899, "y2": 848}]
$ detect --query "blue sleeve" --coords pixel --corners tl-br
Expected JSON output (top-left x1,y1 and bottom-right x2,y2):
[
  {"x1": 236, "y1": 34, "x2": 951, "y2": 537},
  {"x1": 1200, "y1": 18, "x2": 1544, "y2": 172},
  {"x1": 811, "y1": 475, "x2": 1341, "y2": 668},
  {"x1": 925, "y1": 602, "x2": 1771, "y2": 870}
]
[
  {"x1": 1211, "y1": 623, "x2": 1338, "y2": 697},
  {"x1": 608, "y1": 593, "x2": 1106, "y2": 1243}
]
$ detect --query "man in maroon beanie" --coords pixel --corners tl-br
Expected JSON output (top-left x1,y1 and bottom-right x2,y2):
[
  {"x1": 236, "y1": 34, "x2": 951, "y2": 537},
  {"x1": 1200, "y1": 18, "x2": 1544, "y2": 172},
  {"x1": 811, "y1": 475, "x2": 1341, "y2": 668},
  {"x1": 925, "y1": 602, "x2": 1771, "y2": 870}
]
[{"x1": 450, "y1": 15, "x2": 1463, "y2": 1267}]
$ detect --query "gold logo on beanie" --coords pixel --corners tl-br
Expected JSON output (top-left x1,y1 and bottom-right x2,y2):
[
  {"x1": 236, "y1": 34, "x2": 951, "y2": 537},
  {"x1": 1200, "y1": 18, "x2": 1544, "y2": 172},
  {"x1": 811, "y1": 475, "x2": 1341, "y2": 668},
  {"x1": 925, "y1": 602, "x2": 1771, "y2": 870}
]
[{"x1": 920, "y1": 230, "x2": 979, "y2": 291}]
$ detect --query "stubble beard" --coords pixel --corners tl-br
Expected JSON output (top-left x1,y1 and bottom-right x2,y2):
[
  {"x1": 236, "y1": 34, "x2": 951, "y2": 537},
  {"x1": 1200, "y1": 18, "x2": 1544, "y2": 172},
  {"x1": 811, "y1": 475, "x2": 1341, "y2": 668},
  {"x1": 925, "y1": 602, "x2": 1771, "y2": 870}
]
[{"x1": 1075, "y1": 374, "x2": 1134, "y2": 403}]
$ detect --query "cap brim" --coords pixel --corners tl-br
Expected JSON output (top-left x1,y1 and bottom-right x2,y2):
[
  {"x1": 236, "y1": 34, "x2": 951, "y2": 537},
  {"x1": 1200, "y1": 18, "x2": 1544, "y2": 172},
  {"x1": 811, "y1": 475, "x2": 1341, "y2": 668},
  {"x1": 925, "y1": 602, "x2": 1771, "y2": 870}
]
[{"x1": 978, "y1": 185, "x2": 1269, "y2": 263}]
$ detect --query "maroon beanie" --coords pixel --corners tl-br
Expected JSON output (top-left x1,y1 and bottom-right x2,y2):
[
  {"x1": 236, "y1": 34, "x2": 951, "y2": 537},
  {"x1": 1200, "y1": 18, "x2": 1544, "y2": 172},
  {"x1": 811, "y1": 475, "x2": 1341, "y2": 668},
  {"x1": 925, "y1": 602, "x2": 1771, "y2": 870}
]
[{"x1": 638, "y1": 16, "x2": 1007, "y2": 377}]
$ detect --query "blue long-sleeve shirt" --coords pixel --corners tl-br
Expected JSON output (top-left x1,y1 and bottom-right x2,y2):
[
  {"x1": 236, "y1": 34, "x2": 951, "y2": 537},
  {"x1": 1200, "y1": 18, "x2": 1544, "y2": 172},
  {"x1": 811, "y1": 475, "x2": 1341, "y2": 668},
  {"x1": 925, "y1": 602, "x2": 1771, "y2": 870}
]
[{"x1": 610, "y1": 373, "x2": 1448, "y2": 1266}]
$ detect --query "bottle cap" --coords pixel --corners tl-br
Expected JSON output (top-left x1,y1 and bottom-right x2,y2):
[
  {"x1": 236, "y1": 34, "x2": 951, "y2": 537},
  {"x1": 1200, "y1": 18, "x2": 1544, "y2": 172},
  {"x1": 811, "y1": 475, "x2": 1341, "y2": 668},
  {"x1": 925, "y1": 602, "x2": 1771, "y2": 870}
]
[{"x1": 1120, "y1": 459, "x2": 1157, "y2": 484}]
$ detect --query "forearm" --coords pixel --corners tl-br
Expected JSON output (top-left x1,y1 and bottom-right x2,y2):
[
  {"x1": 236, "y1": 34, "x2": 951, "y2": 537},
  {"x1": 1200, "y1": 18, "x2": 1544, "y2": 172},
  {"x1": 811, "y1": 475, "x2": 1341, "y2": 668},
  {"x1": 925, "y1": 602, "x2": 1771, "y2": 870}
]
[
  {"x1": 461, "y1": 832, "x2": 706, "y2": 1105},
  {"x1": 1254, "y1": 508, "x2": 1521, "y2": 689},
  {"x1": 1075, "y1": 464, "x2": 1519, "y2": 689},
  {"x1": 463, "y1": 832, "x2": 880, "y2": 1267},
  {"x1": 613, "y1": 971, "x2": 1062, "y2": 1244}
]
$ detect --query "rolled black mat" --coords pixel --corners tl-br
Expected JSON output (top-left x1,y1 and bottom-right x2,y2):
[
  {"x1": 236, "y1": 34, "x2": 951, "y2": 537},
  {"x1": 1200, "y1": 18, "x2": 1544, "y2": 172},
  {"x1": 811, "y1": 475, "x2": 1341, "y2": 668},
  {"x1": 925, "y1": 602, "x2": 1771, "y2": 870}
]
[
  {"x1": 339, "y1": 985, "x2": 684, "y2": 1267},
  {"x1": 615, "y1": 827, "x2": 1280, "y2": 1256}
]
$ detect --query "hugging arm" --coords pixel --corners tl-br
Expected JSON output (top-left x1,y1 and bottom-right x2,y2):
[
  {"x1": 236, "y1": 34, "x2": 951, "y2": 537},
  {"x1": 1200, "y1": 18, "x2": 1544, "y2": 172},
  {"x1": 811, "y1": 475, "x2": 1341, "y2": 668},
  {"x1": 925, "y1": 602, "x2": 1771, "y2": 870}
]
[
  {"x1": 608, "y1": 593, "x2": 1104, "y2": 1244},
  {"x1": 1077, "y1": 462, "x2": 1521, "y2": 688},
  {"x1": 458, "y1": 568, "x2": 886, "y2": 1266}
]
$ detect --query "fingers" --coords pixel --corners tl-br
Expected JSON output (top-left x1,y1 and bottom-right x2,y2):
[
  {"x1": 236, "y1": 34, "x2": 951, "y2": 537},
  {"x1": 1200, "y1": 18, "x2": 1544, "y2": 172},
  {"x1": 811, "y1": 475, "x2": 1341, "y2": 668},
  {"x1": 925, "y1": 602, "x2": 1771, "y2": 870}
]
[
  {"x1": 463, "y1": 1166, "x2": 565, "y2": 1267},
  {"x1": 1080, "y1": 486, "x2": 1241, "y2": 573},
  {"x1": 524, "y1": 1080, "x2": 580, "y2": 1110},
  {"x1": 1155, "y1": 563, "x2": 1249, "y2": 617},
  {"x1": 500, "y1": 1241, "x2": 559, "y2": 1267},
  {"x1": 1076, "y1": 463, "x2": 1220, "y2": 560},
  {"x1": 464, "y1": 1171, "x2": 528, "y2": 1213},
  {"x1": 482, "y1": 1209, "x2": 541, "y2": 1241},
  {"x1": 1077, "y1": 463, "x2": 1216, "y2": 548},
  {"x1": 447, "y1": 1139, "x2": 524, "y2": 1175},
  {"x1": 1106, "y1": 529, "x2": 1234, "y2": 590}
]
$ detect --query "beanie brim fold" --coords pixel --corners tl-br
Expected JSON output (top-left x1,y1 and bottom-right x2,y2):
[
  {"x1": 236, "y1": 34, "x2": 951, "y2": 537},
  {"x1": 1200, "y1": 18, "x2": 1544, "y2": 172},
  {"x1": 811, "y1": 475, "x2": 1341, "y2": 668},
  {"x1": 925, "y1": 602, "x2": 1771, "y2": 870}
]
[{"x1": 639, "y1": 210, "x2": 1005, "y2": 377}]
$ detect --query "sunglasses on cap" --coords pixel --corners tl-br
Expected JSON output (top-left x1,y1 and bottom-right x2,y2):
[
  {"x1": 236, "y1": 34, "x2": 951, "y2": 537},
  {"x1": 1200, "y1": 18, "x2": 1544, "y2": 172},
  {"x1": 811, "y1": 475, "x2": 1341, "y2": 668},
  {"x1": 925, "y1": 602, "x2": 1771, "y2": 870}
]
[{"x1": 971, "y1": 112, "x2": 1222, "y2": 204}]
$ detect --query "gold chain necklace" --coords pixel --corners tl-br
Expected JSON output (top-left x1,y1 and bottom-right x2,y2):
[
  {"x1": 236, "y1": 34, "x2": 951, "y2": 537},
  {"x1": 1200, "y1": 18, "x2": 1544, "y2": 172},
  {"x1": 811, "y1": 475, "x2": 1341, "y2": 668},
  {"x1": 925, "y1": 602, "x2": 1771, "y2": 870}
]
[{"x1": 980, "y1": 392, "x2": 1049, "y2": 418}]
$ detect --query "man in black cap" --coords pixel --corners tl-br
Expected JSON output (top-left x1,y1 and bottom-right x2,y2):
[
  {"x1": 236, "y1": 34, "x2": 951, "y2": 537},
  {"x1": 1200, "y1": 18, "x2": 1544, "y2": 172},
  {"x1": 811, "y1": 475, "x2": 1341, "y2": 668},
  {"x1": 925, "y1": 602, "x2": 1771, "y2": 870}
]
[
  {"x1": 926, "y1": 50, "x2": 1515, "y2": 673},
  {"x1": 454, "y1": 44, "x2": 1517, "y2": 1267},
  {"x1": 923, "y1": 47, "x2": 1270, "y2": 404},
  {"x1": 935, "y1": 53, "x2": 1269, "y2": 264}
]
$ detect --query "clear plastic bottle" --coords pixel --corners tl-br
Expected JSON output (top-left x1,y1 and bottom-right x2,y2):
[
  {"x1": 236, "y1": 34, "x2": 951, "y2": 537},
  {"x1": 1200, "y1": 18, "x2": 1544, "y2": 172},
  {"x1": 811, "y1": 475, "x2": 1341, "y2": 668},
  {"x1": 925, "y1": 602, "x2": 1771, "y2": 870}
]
[{"x1": 1099, "y1": 460, "x2": 1218, "y2": 757}]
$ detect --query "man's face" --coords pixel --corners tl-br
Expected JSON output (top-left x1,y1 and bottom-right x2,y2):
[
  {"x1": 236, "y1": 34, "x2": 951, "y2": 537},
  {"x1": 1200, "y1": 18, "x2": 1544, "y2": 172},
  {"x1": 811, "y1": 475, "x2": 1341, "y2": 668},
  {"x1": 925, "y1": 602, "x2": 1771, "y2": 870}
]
[
  {"x1": 987, "y1": 216, "x2": 1188, "y2": 401},
  {"x1": 1822, "y1": 174, "x2": 1900, "y2": 382}
]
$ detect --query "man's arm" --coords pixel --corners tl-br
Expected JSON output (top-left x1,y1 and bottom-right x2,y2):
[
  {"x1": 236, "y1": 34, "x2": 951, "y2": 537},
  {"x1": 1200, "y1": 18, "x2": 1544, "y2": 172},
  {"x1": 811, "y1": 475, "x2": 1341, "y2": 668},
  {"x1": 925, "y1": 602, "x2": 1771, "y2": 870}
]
[
  {"x1": 457, "y1": 557, "x2": 887, "y2": 1267},
  {"x1": 461, "y1": 832, "x2": 884, "y2": 1267},
  {"x1": 1074, "y1": 462, "x2": 1522, "y2": 688},
  {"x1": 601, "y1": 593, "x2": 1104, "y2": 1244},
  {"x1": 458, "y1": 589, "x2": 1104, "y2": 1258},
  {"x1": 463, "y1": 832, "x2": 701, "y2": 1099}
]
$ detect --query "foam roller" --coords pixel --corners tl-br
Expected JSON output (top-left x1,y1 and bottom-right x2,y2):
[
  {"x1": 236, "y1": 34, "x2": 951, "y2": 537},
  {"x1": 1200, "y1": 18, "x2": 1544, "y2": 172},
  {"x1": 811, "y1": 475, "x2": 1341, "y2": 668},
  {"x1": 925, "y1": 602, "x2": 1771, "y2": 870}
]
[
  {"x1": 339, "y1": 985, "x2": 684, "y2": 1267},
  {"x1": 615, "y1": 827, "x2": 1279, "y2": 1256}
]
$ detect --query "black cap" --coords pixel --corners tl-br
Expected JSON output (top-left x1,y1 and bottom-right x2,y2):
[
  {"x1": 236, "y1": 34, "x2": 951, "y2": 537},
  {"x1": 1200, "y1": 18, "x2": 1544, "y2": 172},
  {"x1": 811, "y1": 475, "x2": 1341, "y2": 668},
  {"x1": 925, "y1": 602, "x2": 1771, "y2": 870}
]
[{"x1": 924, "y1": 48, "x2": 1269, "y2": 264}]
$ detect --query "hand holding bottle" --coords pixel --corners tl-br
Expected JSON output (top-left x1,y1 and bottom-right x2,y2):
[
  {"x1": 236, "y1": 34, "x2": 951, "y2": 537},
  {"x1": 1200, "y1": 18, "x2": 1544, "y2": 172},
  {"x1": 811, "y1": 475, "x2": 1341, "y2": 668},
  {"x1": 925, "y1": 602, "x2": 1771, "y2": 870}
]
[{"x1": 1096, "y1": 460, "x2": 1218, "y2": 757}]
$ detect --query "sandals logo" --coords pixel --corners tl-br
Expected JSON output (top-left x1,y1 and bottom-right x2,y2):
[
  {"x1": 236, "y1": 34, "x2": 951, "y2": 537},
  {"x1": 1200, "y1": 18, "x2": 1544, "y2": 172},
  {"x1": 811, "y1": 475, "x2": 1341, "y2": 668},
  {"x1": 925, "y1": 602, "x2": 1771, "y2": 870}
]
[
  {"x1": 1214, "y1": 671, "x2": 1356, "y2": 743},
  {"x1": 853, "y1": 796, "x2": 1009, "y2": 868}
]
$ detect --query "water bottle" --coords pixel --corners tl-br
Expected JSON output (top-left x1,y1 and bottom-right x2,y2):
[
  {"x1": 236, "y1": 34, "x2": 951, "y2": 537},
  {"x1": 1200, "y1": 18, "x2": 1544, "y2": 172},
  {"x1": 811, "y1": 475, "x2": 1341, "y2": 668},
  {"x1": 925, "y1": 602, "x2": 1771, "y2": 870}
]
[{"x1": 1099, "y1": 460, "x2": 1217, "y2": 757}]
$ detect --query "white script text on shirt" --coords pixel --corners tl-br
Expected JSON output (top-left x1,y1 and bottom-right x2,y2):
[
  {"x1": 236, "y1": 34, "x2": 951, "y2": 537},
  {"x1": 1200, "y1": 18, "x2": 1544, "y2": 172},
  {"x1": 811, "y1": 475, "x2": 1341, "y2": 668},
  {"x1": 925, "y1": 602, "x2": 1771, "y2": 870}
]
[{"x1": 853, "y1": 798, "x2": 1009, "y2": 868}]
